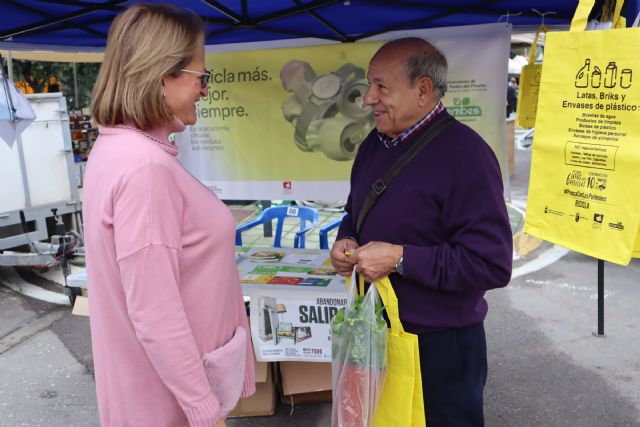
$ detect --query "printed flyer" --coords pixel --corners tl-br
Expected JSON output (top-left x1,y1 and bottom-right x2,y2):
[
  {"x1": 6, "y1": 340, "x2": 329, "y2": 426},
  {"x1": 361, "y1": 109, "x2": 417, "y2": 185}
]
[
  {"x1": 525, "y1": 27, "x2": 640, "y2": 265},
  {"x1": 249, "y1": 289, "x2": 347, "y2": 362},
  {"x1": 237, "y1": 247, "x2": 348, "y2": 361}
]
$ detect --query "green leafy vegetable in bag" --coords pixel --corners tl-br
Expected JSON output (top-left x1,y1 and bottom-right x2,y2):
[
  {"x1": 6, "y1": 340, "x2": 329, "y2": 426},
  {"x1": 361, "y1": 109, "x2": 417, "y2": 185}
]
[{"x1": 331, "y1": 294, "x2": 387, "y2": 369}]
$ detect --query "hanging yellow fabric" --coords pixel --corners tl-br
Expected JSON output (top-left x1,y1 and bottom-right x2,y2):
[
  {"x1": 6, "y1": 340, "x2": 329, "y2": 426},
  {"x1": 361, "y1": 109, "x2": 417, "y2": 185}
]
[
  {"x1": 515, "y1": 25, "x2": 547, "y2": 128},
  {"x1": 525, "y1": 0, "x2": 640, "y2": 265},
  {"x1": 369, "y1": 276, "x2": 425, "y2": 427}
]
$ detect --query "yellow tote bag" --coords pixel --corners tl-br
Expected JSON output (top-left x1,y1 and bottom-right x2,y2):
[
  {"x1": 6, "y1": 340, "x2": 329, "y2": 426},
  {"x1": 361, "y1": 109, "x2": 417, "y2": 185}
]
[
  {"x1": 515, "y1": 25, "x2": 546, "y2": 128},
  {"x1": 525, "y1": 0, "x2": 640, "y2": 265},
  {"x1": 370, "y1": 276, "x2": 426, "y2": 427}
]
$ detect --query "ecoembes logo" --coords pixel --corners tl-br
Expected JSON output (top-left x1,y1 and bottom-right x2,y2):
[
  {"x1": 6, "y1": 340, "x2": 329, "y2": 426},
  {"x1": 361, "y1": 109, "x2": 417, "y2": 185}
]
[{"x1": 448, "y1": 97, "x2": 482, "y2": 118}]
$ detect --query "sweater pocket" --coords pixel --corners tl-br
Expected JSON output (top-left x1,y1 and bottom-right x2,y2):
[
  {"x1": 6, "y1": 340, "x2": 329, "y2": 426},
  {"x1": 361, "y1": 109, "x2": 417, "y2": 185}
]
[{"x1": 202, "y1": 326, "x2": 247, "y2": 418}]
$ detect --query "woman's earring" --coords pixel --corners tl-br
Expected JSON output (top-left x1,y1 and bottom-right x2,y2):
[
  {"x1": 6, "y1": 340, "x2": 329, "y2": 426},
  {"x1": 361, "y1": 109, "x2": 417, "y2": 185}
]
[{"x1": 162, "y1": 92, "x2": 168, "y2": 97}]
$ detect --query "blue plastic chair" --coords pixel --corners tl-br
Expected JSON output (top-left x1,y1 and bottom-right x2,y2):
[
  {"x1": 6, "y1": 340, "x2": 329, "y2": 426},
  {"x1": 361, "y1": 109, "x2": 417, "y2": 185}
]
[
  {"x1": 235, "y1": 206, "x2": 319, "y2": 248},
  {"x1": 319, "y1": 213, "x2": 346, "y2": 250}
]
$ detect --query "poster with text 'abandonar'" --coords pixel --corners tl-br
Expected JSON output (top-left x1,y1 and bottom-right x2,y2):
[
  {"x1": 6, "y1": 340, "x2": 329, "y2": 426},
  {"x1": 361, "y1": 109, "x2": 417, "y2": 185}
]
[
  {"x1": 525, "y1": 27, "x2": 640, "y2": 265},
  {"x1": 249, "y1": 289, "x2": 347, "y2": 362},
  {"x1": 176, "y1": 23, "x2": 510, "y2": 200}
]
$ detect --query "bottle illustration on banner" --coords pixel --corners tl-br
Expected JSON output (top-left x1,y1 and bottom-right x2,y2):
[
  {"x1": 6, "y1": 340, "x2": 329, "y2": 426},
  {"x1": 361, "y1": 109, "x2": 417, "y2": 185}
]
[
  {"x1": 604, "y1": 62, "x2": 618, "y2": 88},
  {"x1": 591, "y1": 65, "x2": 602, "y2": 88},
  {"x1": 620, "y1": 68, "x2": 632, "y2": 88},
  {"x1": 575, "y1": 58, "x2": 591, "y2": 88},
  {"x1": 574, "y1": 59, "x2": 632, "y2": 89}
]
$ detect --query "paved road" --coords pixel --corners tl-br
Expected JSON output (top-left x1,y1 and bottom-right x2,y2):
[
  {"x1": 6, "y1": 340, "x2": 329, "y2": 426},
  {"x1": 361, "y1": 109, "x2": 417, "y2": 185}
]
[
  {"x1": 1, "y1": 147, "x2": 640, "y2": 426},
  {"x1": 487, "y1": 250, "x2": 640, "y2": 426}
]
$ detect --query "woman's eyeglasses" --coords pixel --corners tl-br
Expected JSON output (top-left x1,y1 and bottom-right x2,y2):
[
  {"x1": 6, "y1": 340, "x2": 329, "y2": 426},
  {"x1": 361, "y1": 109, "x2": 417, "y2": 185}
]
[{"x1": 180, "y1": 69, "x2": 211, "y2": 88}]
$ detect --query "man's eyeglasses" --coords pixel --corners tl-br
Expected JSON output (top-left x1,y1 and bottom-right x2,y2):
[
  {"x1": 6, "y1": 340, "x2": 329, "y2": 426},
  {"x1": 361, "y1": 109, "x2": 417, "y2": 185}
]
[{"x1": 180, "y1": 69, "x2": 211, "y2": 88}]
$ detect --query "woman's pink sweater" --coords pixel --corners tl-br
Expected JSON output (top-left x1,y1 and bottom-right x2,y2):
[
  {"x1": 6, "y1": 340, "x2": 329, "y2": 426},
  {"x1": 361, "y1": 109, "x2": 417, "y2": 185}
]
[{"x1": 83, "y1": 120, "x2": 255, "y2": 427}]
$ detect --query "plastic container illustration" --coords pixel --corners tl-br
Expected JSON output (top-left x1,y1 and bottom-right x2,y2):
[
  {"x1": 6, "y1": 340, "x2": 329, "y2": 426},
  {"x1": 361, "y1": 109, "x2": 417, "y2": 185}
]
[
  {"x1": 620, "y1": 68, "x2": 632, "y2": 89},
  {"x1": 604, "y1": 62, "x2": 618, "y2": 88},
  {"x1": 591, "y1": 65, "x2": 602, "y2": 88},
  {"x1": 575, "y1": 58, "x2": 590, "y2": 88}
]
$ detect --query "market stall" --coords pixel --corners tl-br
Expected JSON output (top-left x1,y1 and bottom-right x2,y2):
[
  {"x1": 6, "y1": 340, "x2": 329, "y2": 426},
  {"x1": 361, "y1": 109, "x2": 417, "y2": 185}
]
[{"x1": 4, "y1": 0, "x2": 640, "y2": 417}]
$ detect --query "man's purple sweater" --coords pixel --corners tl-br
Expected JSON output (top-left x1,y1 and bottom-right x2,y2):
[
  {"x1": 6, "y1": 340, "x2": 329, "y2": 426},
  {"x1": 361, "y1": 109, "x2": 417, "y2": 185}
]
[{"x1": 337, "y1": 110, "x2": 513, "y2": 333}]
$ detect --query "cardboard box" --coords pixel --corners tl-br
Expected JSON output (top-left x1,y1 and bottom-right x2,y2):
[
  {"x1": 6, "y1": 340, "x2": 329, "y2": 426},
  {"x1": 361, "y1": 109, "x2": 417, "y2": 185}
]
[
  {"x1": 279, "y1": 361, "x2": 332, "y2": 404},
  {"x1": 72, "y1": 296, "x2": 89, "y2": 316},
  {"x1": 228, "y1": 357, "x2": 276, "y2": 417}
]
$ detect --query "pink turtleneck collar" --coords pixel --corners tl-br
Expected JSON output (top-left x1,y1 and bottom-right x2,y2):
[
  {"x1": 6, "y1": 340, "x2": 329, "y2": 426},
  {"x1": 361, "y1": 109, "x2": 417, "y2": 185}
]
[{"x1": 100, "y1": 117, "x2": 186, "y2": 156}]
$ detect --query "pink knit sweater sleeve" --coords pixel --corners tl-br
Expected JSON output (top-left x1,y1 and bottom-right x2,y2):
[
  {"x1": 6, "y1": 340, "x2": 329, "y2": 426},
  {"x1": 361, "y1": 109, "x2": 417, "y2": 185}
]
[{"x1": 114, "y1": 164, "x2": 221, "y2": 426}]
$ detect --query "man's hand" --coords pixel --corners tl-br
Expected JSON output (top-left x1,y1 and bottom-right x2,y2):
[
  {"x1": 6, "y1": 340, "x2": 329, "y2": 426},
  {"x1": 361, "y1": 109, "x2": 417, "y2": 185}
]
[
  {"x1": 330, "y1": 238, "x2": 359, "y2": 276},
  {"x1": 352, "y1": 241, "x2": 403, "y2": 283}
]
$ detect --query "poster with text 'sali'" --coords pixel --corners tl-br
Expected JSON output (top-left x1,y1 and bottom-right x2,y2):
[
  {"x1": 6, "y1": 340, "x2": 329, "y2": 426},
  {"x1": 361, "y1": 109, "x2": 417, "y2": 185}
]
[
  {"x1": 525, "y1": 27, "x2": 640, "y2": 265},
  {"x1": 249, "y1": 289, "x2": 347, "y2": 362}
]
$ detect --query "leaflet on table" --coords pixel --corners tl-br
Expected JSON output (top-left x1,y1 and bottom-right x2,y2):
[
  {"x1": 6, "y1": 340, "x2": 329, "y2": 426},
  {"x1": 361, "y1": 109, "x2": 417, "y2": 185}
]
[
  {"x1": 238, "y1": 247, "x2": 331, "y2": 265},
  {"x1": 249, "y1": 289, "x2": 347, "y2": 362},
  {"x1": 237, "y1": 247, "x2": 338, "y2": 287}
]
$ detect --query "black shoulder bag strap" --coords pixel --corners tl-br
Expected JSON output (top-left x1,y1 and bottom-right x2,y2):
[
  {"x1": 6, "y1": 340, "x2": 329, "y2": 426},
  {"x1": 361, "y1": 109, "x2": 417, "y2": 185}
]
[{"x1": 355, "y1": 115, "x2": 455, "y2": 235}]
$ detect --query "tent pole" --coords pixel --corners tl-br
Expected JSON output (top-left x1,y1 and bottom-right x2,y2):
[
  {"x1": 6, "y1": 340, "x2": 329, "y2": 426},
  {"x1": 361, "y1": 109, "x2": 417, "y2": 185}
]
[
  {"x1": 7, "y1": 50, "x2": 14, "y2": 80},
  {"x1": 594, "y1": 259, "x2": 605, "y2": 337},
  {"x1": 261, "y1": 200, "x2": 272, "y2": 237},
  {"x1": 73, "y1": 62, "x2": 79, "y2": 109}
]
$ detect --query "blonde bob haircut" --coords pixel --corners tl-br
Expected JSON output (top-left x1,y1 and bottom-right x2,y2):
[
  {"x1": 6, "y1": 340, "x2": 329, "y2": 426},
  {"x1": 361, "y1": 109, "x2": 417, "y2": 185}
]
[{"x1": 92, "y1": 3, "x2": 205, "y2": 131}]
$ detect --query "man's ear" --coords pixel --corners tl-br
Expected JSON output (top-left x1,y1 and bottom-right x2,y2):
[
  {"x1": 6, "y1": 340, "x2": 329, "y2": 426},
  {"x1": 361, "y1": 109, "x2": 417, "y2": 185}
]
[{"x1": 416, "y1": 76, "x2": 434, "y2": 107}]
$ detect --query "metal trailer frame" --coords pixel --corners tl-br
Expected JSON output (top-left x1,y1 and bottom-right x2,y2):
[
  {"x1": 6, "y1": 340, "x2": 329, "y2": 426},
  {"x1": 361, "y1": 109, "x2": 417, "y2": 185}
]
[{"x1": 0, "y1": 93, "x2": 84, "y2": 282}]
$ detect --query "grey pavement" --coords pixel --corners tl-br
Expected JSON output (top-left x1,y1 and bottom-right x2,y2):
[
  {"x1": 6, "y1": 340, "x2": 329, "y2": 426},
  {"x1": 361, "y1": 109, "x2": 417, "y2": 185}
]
[
  {"x1": 0, "y1": 330, "x2": 99, "y2": 427},
  {"x1": 2, "y1": 145, "x2": 640, "y2": 426},
  {"x1": 486, "y1": 265, "x2": 640, "y2": 426}
]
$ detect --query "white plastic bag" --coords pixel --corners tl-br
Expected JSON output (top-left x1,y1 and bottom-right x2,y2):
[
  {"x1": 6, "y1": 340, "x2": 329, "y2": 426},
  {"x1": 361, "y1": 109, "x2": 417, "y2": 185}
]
[{"x1": 331, "y1": 269, "x2": 387, "y2": 427}]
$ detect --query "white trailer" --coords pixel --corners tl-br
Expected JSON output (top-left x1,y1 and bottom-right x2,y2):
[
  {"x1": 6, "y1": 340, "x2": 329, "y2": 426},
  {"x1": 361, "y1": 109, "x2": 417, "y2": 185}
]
[{"x1": 0, "y1": 92, "x2": 83, "y2": 276}]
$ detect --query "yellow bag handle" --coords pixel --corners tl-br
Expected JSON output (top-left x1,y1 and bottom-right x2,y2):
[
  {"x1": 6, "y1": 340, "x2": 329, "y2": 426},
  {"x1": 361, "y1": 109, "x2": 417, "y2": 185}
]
[
  {"x1": 605, "y1": 0, "x2": 626, "y2": 27},
  {"x1": 613, "y1": 0, "x2": 626, "y2": 27},
  {"x1": 527, "y1": 25, "x2": 547, "y2": 65},
  {"x1": 570, "y1": 0, "x2": 626, "y2": 31},
  {"x1": 570, "y1": 0, "x2": 596, "y2": 31},
  {"x1": 360, "y1": 275, "x2": 405, "y2": 335}
]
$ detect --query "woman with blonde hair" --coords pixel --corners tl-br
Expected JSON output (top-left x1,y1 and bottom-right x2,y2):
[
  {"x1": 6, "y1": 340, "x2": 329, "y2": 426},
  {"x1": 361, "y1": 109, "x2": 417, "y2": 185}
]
[{"x1": 84, "y1": 4, "x2": 254, "y2": 426}]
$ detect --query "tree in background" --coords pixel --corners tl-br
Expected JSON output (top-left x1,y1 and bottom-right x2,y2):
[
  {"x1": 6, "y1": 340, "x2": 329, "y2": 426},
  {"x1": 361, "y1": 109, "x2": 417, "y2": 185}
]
[{"x1": 12, "y1": 59, "x2": 100, "y2": 110}]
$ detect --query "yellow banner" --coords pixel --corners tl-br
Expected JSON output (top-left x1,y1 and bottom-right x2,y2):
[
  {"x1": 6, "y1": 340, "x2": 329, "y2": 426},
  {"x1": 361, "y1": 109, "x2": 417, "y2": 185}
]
[
  {"x1": 516, "y1": 26, "x2": 546, "y2": 128},
  {"x1": 525, "y1": 27, "x2": 640, "y2": 265},
  {"x1": 198, "y1": 43, "x2": 379, "y2": 181},
  {"x1": 516, "y1": 63, "x2": 542, "y2": 128}
]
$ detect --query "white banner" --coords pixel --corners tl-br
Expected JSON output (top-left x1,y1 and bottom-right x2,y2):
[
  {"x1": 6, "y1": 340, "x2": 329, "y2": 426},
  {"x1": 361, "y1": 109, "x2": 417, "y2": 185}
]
[{"x1": 177, "y1": 23, "x2": 511, "y2": 200}]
